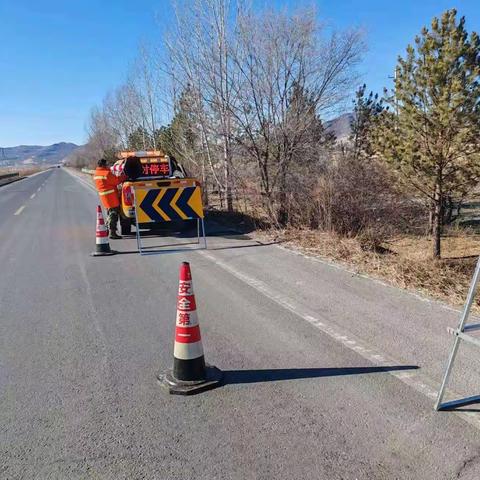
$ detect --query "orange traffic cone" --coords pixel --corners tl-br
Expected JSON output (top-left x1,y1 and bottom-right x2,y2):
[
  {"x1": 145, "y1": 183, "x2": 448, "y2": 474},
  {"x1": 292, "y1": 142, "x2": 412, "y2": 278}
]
[
  {"x1": 91, "y1": 205, "x2": 116, "y2": 256},
  {"x1": 158, "y1": 262, "x2": 222, "y2": 395}
]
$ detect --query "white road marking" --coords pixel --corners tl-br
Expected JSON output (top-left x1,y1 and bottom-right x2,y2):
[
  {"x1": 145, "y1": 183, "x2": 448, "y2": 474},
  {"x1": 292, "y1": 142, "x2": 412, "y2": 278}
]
[
  {"x1": 14, "y1": 206, "x2": 25, "y2": 215},
  {"x1": 63, "y1": 167, "x2": 97, "y2": 192},
  {"x1": 199, "y1": 249, "x2": 480, "y2": 431},
  {"x1": 277, "y1": 243, "x2": 465, "y2": 315},
  {"x1": 26, "y1": 170, "x2": 49, "y2": 180},
  {"x1": 37, "y1": 187, "x2": 41, "y2": 192},
  {"x1": 30, "y1": 193, "x2": 36, "y2": 199}
]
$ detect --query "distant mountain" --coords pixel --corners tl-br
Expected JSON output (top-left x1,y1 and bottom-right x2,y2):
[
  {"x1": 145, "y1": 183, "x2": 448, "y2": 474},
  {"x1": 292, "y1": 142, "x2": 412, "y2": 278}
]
[
  {"x1": 0, "y1": 142, "x2": 80, "y2": 167},
  {"x1": 325, "y1": 113, "x2": 353, "y2": 142}
]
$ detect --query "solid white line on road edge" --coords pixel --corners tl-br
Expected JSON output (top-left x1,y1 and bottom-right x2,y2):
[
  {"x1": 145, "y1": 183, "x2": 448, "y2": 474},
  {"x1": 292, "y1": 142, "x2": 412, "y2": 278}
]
[
  {"x1": 198, "y1": 249, "x2": 480, "y2": 431},
  {"x1": 26, "y1": 170, "x2": 50, "y2": 180},
  {"x1": 63, "y1": 167, "x2": 97, "y2": 192},
  {"x1": 30, "y1": 193, "x2": 36, "y2": 199},
  {"x1": 276, "y1": 243, "x2": 464, "y2": 316},
  {"x1": 14, "y1": 206, "x2": 25, "y2": 216}
]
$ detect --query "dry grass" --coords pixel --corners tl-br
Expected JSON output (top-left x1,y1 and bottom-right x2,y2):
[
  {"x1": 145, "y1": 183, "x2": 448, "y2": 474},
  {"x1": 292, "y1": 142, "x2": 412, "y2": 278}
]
[
  {"x1": 0, "y1": 166, "x2": 45, "y2": 177},
  {"x1": 19, "y1": 167, "x2": 45, "y2": 177},
  {"x1": 258, "y1": 228, "x2": 480, "y2": 312}
]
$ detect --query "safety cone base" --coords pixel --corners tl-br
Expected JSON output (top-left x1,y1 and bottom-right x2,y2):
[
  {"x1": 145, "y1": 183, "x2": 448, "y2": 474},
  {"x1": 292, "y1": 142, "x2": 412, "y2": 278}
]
[
  {"x1": 157, "y1": 365, "x2": 223, "y2": 396},
  {"x1": 90, "y1": 249, "x2": 117, "y2": 257}
]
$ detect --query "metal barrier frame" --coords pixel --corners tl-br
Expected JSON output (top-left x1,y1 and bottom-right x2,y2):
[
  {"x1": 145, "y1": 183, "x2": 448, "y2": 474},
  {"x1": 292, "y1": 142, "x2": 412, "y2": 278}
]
[
  {"x1": 132, "y1": 186, "x2": 207, "y2": 256},
  {"x1": 435, "y1": 256, "x2": 480, "y2": 410}
]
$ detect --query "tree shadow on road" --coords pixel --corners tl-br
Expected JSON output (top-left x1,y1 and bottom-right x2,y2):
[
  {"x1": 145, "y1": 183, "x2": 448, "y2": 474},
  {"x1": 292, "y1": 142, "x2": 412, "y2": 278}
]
[{"x1": 222, "y1": 365, "x2": 419, "y2": 385}]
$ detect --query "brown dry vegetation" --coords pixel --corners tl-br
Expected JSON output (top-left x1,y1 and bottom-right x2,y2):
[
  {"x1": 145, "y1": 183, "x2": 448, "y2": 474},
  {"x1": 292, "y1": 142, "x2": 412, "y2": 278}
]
[{"x1": 0, "y1": 166, "x2": 45, "y2": 177}]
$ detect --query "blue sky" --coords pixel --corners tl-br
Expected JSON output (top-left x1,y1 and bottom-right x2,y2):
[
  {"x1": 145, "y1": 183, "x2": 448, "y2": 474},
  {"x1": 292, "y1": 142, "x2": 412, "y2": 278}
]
[{"x1": 0, "y1": 0, "x2": 479, "y2": 147}]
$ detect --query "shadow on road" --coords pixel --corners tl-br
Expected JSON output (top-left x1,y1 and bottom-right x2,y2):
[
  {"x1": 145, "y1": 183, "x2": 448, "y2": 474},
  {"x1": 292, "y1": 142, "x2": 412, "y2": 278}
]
[
  {"x1": 451, "y1": 408, "x2": 480, "y2": 412},
  {"x1": 106, "y1": 240, "x2": 278, "y2": 255},
  {"x1": 206, "y1": 241, "x2": 280, "y2": 251},
  {"x1": 205, "y1": 209, "x2": 266, "y2": 235},
  {"x1": 438, "y1": 395, "x2": 480, "y2": 412},
  {"x1": 222, "y1": 365, "x2": 419, "y2": 385}
]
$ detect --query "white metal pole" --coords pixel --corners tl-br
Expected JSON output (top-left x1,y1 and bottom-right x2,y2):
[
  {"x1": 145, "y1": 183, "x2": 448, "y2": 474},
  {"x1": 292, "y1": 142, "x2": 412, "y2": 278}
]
[{"x1": 435, "y1": 257, "x2": 480, "y2": 410}]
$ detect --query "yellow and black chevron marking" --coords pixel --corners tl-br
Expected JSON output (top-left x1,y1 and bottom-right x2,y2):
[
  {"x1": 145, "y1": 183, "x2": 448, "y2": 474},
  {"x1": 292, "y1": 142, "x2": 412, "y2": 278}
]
[{"x1": 135, "y1": 186, "x2": 204, "y2": 223}]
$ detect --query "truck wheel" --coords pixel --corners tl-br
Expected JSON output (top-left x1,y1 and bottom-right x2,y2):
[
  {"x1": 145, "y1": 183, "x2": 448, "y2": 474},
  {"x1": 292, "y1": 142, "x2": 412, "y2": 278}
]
[{"x1": 120, "y1": 218, "x2": 132, "y2": 236}]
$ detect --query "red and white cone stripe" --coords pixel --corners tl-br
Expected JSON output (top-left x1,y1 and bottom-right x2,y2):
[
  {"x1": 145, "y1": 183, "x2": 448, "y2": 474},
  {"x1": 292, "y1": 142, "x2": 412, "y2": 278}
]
[
  {"x1": 173, "y1": 265, "x2": 204, "y2": 361},
  {"x1": 95, "y1": 205, "x2": 109, "y2": 245}
]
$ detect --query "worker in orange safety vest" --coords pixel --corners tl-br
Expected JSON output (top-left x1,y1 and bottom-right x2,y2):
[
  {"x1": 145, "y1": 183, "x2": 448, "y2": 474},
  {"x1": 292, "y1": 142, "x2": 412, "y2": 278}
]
[{"x1": 93, "y1": 158, "x2": 127, "y2": 239}]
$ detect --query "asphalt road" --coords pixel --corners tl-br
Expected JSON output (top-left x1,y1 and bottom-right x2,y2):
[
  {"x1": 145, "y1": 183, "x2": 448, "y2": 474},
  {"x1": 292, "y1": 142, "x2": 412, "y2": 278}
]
[{"x1": 1, "y1": 168, "x2": 480, "y2": 479}]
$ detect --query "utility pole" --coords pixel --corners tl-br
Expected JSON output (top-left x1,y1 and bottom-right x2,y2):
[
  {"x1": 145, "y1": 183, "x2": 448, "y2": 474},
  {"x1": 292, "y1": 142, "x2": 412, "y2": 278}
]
[
  {"x1": 388, "y1": 70, "x2": 399, "y2": 112},
  {"x1": 388, "y1": 68, "x2": 399, "y2": 127}
]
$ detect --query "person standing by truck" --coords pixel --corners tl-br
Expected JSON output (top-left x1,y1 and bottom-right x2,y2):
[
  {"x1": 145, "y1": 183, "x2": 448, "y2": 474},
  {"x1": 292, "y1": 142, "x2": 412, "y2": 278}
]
[{"x1": 93, "y1": 158, "x2": 127, "y2": 239}]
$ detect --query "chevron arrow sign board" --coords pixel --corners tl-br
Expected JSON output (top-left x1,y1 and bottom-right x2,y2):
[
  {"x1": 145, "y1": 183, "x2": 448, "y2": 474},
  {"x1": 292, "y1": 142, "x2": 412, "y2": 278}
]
[{"x1": 134, "y1": 185, "x2": 204, "y2": 223}]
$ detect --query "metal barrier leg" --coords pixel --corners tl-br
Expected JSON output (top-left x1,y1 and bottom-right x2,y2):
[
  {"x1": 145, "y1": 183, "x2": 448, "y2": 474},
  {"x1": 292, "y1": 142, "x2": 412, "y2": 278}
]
[
  {"x1": 133, "y1": 189, "x2": 144, "y2": 255},
  {"x1": 435, "y1": 257, "x2": 480, "y2": 410},
  {"x1": 434, "y1": 337, "x2": 461, "y2": 410},
  {"x1": 201, "y1": 218, "x2": 207, "y2": 249},
  {"x1": 135, "y1": 219, "x2": 143, "y2": 255}
]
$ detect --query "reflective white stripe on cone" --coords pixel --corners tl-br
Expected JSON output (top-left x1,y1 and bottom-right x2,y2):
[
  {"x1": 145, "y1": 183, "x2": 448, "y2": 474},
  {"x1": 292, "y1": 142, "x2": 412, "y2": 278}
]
[
  {"x1": 173, "y1": 303, "x2": 204, "y2": 360},
  {"x1": 158, "y1": 262, "x2": 222, "y2": 395}
]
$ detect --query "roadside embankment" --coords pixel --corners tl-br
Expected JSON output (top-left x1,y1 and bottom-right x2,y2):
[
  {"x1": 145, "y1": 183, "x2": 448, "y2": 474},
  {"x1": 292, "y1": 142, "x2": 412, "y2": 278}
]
[
  {"x1": 0, "y1": 172, "x2": 22, "y2": 187},
  {"x1": 0, "y1": 167, "x2": 49, "y2": 187}
]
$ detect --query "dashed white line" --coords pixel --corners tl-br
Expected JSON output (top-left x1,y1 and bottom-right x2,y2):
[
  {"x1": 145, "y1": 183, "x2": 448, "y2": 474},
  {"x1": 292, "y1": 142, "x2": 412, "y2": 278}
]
[
  {"x1": 30, "y1": 193, "x2": 36, "y2": 199},
  {"x1": 14, "y1": 206, "x2": 25, "y2": 216},
  {"x1": 37, "y1": 187, "x2": 41, "y2": 192}
]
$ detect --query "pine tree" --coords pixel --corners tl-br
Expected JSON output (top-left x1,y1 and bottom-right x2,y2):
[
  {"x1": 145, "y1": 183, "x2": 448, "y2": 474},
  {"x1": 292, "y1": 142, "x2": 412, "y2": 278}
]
[
  {"x1": 127, "y1": 126, "x2": 151, "y2": 151},
  {"x1": 350, "y1": 84, "x2": 384, "y2": 160},
  {"x1": 156, "y1": 86, "x2": 199, "y2": 163},
  {"x1": 373, "y1": 9, "x2": 480, "y2": 258}
]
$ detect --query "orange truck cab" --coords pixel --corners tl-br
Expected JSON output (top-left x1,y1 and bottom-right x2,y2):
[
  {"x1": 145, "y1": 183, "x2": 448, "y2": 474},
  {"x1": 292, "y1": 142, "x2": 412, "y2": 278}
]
[{"x1": 117, "y1": 150, "x2": 196, "y2": 235}]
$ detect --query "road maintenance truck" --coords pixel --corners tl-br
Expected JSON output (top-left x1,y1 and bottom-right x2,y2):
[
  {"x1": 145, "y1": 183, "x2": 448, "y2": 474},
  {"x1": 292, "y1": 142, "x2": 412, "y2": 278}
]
[{"x1": 117, "y1": 150, "x2": 199, "y2": 235}]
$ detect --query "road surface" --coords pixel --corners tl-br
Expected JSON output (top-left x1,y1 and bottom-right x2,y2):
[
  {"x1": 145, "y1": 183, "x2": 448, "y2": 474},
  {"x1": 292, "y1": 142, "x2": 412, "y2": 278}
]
[{"x1": 1, "y1": 168, "x2": 480, "y2": 479}]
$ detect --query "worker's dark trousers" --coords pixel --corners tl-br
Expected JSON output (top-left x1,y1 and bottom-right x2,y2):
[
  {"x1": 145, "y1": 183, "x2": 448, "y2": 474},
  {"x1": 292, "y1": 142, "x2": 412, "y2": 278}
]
[{"x1": 106, "y1": 207, "x2": 120, "y2": 235}]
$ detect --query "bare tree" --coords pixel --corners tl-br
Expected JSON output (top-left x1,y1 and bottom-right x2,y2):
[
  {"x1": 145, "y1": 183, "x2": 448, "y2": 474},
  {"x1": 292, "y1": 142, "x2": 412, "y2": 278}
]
[
  {"x1": 82, "y1": 82, "x2": 147, "y2": 165},
  {"x1": 84, "y1": 106, "x2": 119, "y2": 164},
  {"x1": 165, "y1": 0, "x2": 237, "y2": 211},
  {"x1": 102, "y1": 84, "x2": 146, "y2": 149},
  {"x1": 229, "y1": 8, "x2": 364, "y2": 223},
  {"x1": 129, "y1": 44, "x2": 168, "y2": 150}
]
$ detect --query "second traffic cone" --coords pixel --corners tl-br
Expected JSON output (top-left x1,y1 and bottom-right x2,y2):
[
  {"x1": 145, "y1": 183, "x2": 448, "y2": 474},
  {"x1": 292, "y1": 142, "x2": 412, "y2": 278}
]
[
  {"x1": 158, "y1": 262, "x2": 222, "y2": 395},
  {"x1": 91, "y1": 205, "x2": 116, "y2": 256}
]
